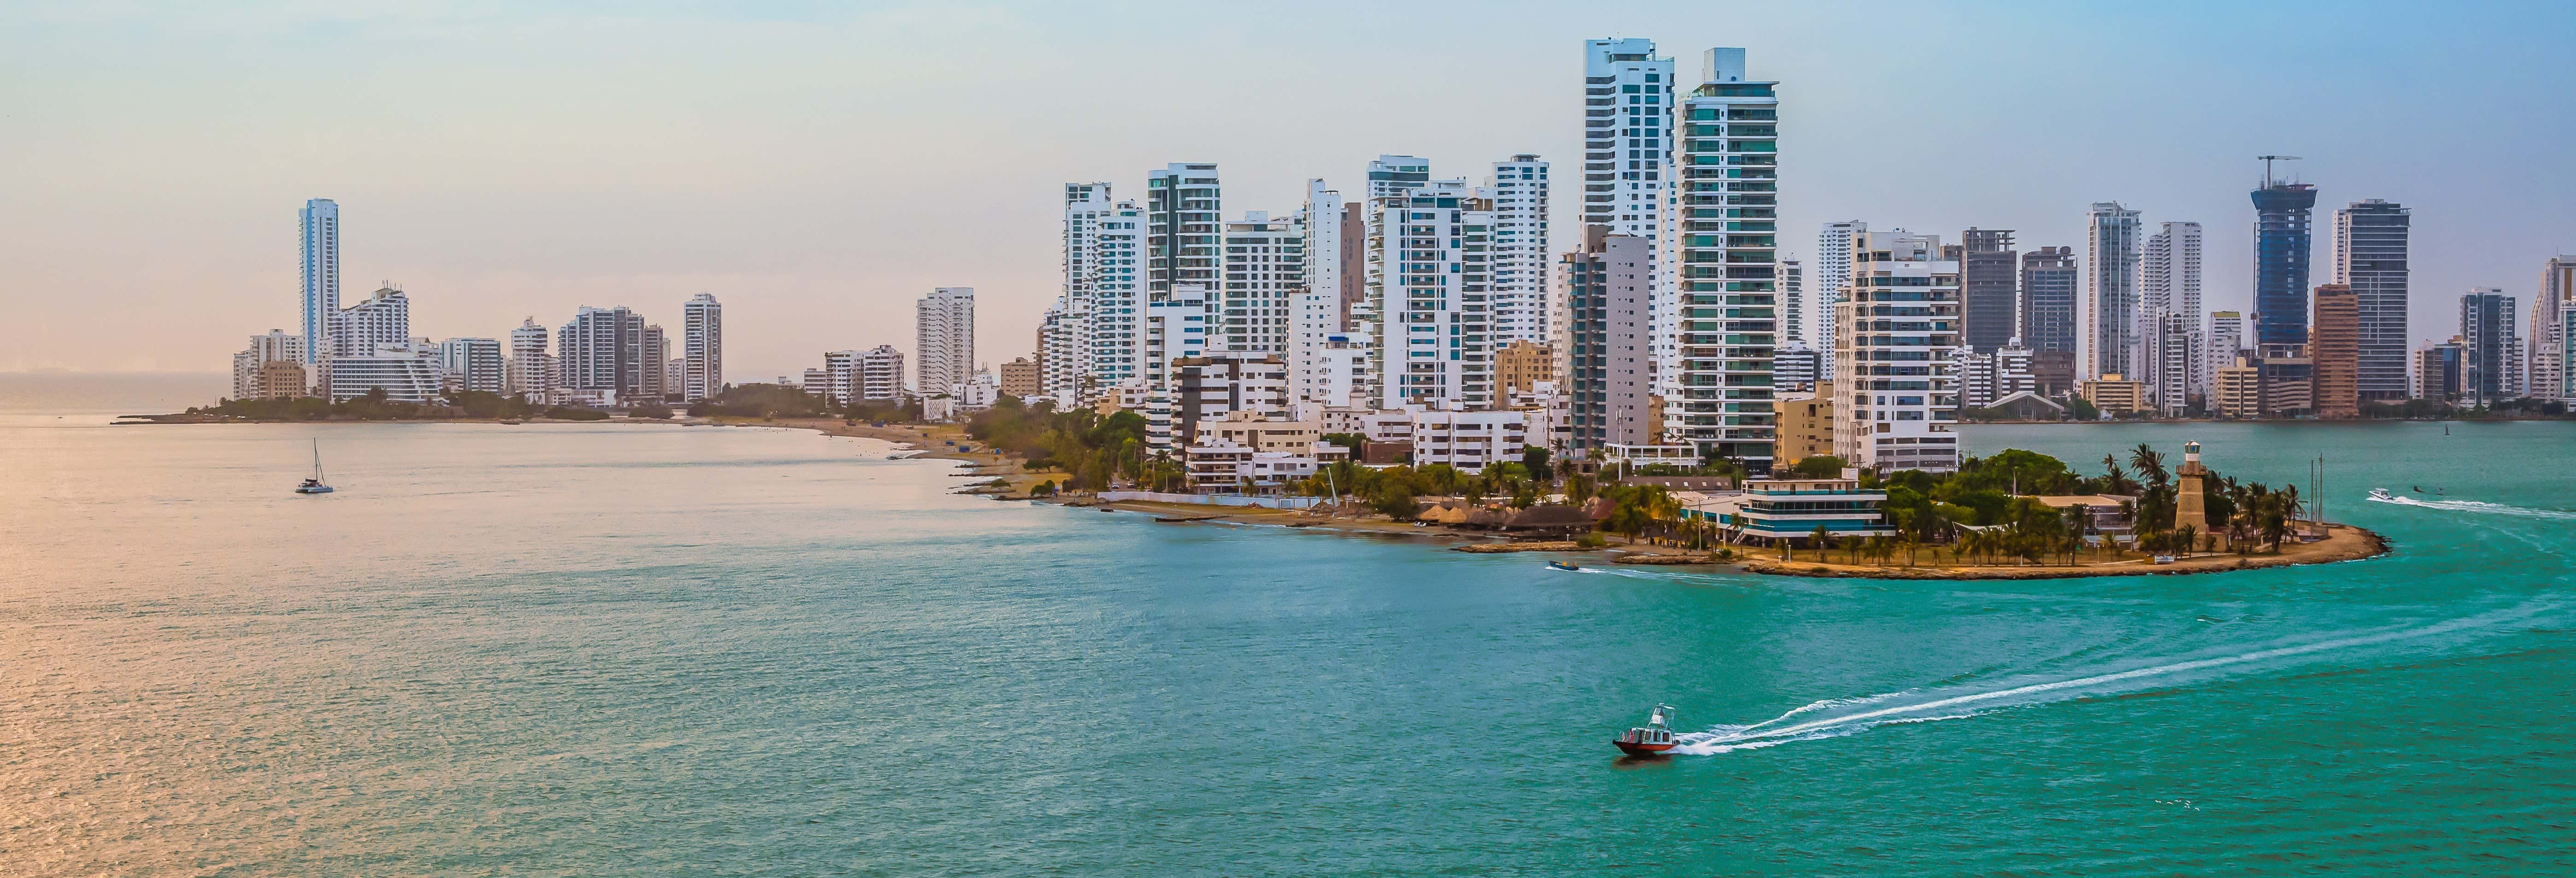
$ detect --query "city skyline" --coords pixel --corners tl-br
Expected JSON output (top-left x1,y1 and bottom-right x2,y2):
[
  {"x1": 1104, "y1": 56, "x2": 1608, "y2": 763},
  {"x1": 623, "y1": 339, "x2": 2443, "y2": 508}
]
[{"x1": 8, "y1": 2, "x2": 2575, "y2": 380}]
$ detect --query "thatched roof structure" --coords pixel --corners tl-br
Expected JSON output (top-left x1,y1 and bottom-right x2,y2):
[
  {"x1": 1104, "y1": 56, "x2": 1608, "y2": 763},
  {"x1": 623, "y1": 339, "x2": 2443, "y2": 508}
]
[{"x1": 1503, "y1": 504, "x2": 1596, "y2": 534}]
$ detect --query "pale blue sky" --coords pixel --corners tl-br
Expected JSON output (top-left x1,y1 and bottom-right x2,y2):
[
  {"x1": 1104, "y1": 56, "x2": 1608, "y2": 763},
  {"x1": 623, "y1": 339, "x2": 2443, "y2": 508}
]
[{"x1": 6, "y1": 0, "x2": 2572, "y2": 378}]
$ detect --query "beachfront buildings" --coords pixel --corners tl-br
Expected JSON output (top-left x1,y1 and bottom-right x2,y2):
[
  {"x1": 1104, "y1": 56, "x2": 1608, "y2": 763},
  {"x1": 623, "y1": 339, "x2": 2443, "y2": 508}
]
[
  {"x1": 1829, "y1": 229, "x2": 1963, "y2": 473},
  {"x1": 1582, "y1": 39, "x2": 1674, "y2": 395},
  {"x1": 2141, "y1": 220, "x2": 2203, "y2": 412},
  {"x1": 1221, "y1": 211, "x2": 1302, "y2": 356},
  {"x1": 232, "y1": 330, "x2": 306, "y2": 400},
  {"x1": 2311, "y1": 284, "x2": 2360, "y2": 418},
  {"x1": 436, "y1": 338, "x2": 505, "y2": 396},
  {"x1": 2532, "y1": 256, "x2": 2576, "y2": 403},
  {"x1": 1289, "y1": 180, "x2": 1350, "y2": 405},
  {"x1": 560, "y1": 305, "x2": 644, "y2": 403},
  {"x1": 507, "y1": 318, "x2": 553, "y2": 404},
  {"x1": 2461, "y1": 289, "x2": 2520, "y2": 406},
  {"x1": 300, "y1": 199, "x2": 340, "y2": 379},
  {"x1": 1489, "y1": 156, "x2": 1552, "y2": 346},
  {"x1": 1687, "y1": 477, "x2": 1892, "y2": 542},
  {"x1": 1960, "y1": 228, "x2": 2017, "y2": 354},
  {"x1": 1815, "y1": 221, "x2": 1864, "y2": 376},
  {"x1": 1370, "y1": 179, "x2": 1496, "y2": 410},
  {"x1": 2019, "y1": 246, "x2": 2080, "y2": 358},
  {"x1": 2084, "y1": 202, "x2": 2143, "y2": 381},
  {"x1": 1669, "y1": 46, "x2": 1780, "y2": 469}
]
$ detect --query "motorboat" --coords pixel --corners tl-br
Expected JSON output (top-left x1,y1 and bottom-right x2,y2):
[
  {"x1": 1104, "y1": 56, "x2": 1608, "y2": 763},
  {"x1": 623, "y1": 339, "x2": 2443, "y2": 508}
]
[
  {"x1": 1612, "y1": 704, "x2": 1679, "y2": 756},
  {"x1": 2368, "y1": 488, "x2": 2395, "y2": 503},
  {"x1": 1548, "y1": 561, "x2": 1582, "y2": 572},
  {"x1": 294, "y1": 439, "x2": 335, "y2": 494}
]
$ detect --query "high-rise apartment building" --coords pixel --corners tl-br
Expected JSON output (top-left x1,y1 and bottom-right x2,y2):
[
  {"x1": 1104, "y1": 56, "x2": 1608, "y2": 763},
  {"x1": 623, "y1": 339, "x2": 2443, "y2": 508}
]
[
  {"x1": 560, "y1": 306, "x2": 644, "y2": 399},
  {"x1": 300, "y1": 199, "x2": 340, "y2": 374},
  {"x1": 1147, "y1": 164, "x2": 1222, "y2": 296},
  {"x1": 1815, "y1": 222, "x2": 1866, "y2": 373},
  {"x1": 1560, "y1": 227, "x2": 1655, "y2": 450},
  {"x1": 2084, "y1": 202, "x2": 2143, "y2": 380},
  {"x1": 1370, "y1": 180, "x2": 1495, "y2": 410},
  {"x1": 682, "y1": 293, "x2": 722, "y2": 402},
  {"x1": 2415, "y1": 339, "x2": 2463, "y2": 401},
  {"x1": 436, "y1": 338, "x2": 505, "y2": 395},
  {"x1": 1669, "y1": 46, "x2": 1778, "y2": 467},
  {"x1": 2142, "y1": 221, "x2": 2204, "y2": 410},
  {"x1": 636, "y1": 325, "x2": 669, "y2": 400},
  {"x1": 2531, "y1": 256, "x2": 2576, "y2": 402},
  {"x1": 1778, "y1": 259, "x2": 1806, "y2": 347},
  {"x1": 331, "y1": 286, "x2": 412, "y2": 358},
  {"x1": 916, "y1": 287, "x2": 975, "y2": 397},
  {"x1": 2019, "y1": 246, "x2": 2080, "y2": 356},
  {"x1": 2333, "y1": 199, "x2": 2410, "y2": 401},
  {"x1": 2311, "y1": 285, "x2": 2359, "y2": 418},
  {"x1": 1356, "y1": 155, "x2": 1433, "y2": 402},
  {"x1": 1082, "y1": 199, "x2": 1147, "y2": 393},
  {"x1": 1831, "y1": 229, "x2": 1962, "y2": 473},
  {"x1": 859, "y1": 345, "x2": 907, "y2": 402},
  {"x1": 1487, "y1": 155, "x2": 1552, "y2": 345},
  {"x1": 1048, "y1": 183, "x2": 1118, "y2": 398},
  {"x1": 1290, "y1": 180, "x2": 1349, "y2": 404},
  {"x1": 2461, "y1": 289, "x2": 2519, "y2": 406},
  {"x1": 2252, "y1": 174, "x2": 2320, "y2": 347},
  {"x1": 2206, "y1": 310, "x2": 2245, "y2": 400},
  {"x1": 1583, "y1": 40, "x2": 1678, "y2": 405},
  {"x1": 1220, "y1": 211, "x2": 1303, "y2": 355},
  {"x1": 1960, "y1": 228, "x2": 2018, "y2": 353},
  {"x1": 507, "y1": 318, "x2": 554, "y2": 403}
]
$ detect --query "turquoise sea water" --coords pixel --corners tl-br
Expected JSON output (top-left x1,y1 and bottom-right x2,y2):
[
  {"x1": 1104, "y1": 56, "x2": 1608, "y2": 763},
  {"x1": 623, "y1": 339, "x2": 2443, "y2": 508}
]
[{"x1": 4, "y1": 410, "x2": 2573, "y2": 875}]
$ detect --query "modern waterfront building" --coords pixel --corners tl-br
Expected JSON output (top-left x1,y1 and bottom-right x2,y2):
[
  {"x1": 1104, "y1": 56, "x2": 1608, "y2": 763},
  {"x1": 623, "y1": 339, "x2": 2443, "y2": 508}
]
[
  {"x1": 2252, "y1": 172, "x2": 2319, "y2": 348},
  {"x1": 2080, "y1": 375, "x2": 2147, "y2": 417},
  {"x1": 1289, "y1": 180, "x2": 1348, "y2": 404},
  {"x1": 436, "y1": 337, "x2": 505, "y2": 395},
  {"x1": 326, "y1": 343, "x2": 441, "y2": 403},
  {"x1": 916, "y1": 287, "x2": 975, "y2": 397},
  {"x1": 2214, "y1": 357, "x2": 2263, "y2": 419},
  {"x1": 2332, "y1": 200, "x2": 2410, "y2": 401},
  {"x1": 636, "y1": 325, "x2": 669, "y2": 400},
  {"x1": 2532, "y1": 256, "x2": 2576, "y2": 403},
  {"x1": 1561, "y1": 228, "x2": 1655, "y2": 450},
  {"x1": 1582, "y1": 38, "x2": 1673, "y2": 362},
  {"x1": 1050, "y1": 183, "x2": 1119, "y2": 399},
  {"x1": 1220, "y1": 211, "x2": 1304, "y2": 356},
  {"x1": 859, "y1": 345, "x2": 907, "y2": 402},
  {"x1": 2019, "y1": 246, "x2": 2080, "y2": 357},
  {"x1": 330, "y1": 286, "x2": 411, "y2": 358},
  {"x1": 1085, "y1": 199, "x2": 1147, "y2": 392},
  {"x1": 1771, "y1": 383, "x2": 1832, "y2": 466},
  {"x1": 2461, "y1": 289, "x2": 2520, "y2": 407},
  {"x1": 682, "y1": 293, "x2": 723, "y2": 402},
  {"x1": 1772, "y1": 344, "x2": 1822, "y2": 393},
  {"x1": 2311, "y1": 284, "x2": 2359, "y2": 418},
  {"x1": 2084, "y1": 202, "x2": 2144, "y2": 380},
  {"x1": 1961, "y1": 343, "x2": 2036, "y2": 410},
  {"x1": 507, "y1": 318, "x2": 554, "y2": 404},
  {"x1": 1815, "y1": 221, "x2": 1865, "y2": 379},
  {"x1": 998, "y1": 357, "x2": 1041, "y2": 398},
  {"x1": 1778, "y1": 258, "x2": 1806, "y2": 348},
  {"x1": 1370, "y1": 179, "x2": 1495, "y2": 410},
  {"x1": 1670, "y1": 46, "x2": 1779, "y2": 468},
  {"x1": 232, "y1": 330, "x2": 306, "y2": 400},
  {"x1": 1355, "y1": 155, "x2": 1433, "y2": 404},
  {"x1": 1172, "y1": 354, "x2": 1290, "y2": 448},
  {"x1": 1710, "y1": 477, "x2": 1892, "y2": 542},
  {"x1": 1147, "y1": 163, "x2": 1222, "y2": 296},
  {"x1": 1488, "y1": 156, "x2": 1552, "y2": 345},
  {"x1": 1406, "y1": 409, "x2": 1528, "y2": 474},
  {"x1": 560, "y1": 306, "x2": 645, "y2": 402},
  {"x1": 1960, "y1": 228, "x2": 2018, "y2": 354},
  {"x1": 299, "y1": 198, "x2": 340, "y2": 375},
  {"x1": 2415, "y1": 338, "x2": 2463, "y2": 401},
  {"x1": 2142, "y1": 221, "x2": 2204, "y2": 410},
  {"x1": 1829, "y1": 229, "x2": 1962, "y2": 473}
]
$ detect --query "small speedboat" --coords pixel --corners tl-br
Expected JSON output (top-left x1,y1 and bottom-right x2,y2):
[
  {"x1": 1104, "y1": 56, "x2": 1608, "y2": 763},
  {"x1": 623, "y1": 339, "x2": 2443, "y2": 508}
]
[
  {"x1": 2368, "y1": 488, "x2": 2394, "y2": 503},
  {"x1": 1548, "y1": 561, "x2": 1582, "y2": 572},
  {"x1": 1612, "y1": 703, "x2": 1679, "y2": 756}
]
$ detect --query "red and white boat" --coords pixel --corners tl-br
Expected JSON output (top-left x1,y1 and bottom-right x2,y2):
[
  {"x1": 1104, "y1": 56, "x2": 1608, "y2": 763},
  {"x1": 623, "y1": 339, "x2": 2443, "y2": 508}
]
[{"x1": 1612, "y1": 703, "x2": 1679, "y2": 756}]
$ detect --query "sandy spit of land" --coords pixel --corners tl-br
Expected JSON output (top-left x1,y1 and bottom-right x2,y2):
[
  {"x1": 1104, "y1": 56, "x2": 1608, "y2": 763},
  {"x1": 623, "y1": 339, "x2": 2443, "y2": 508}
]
[{"x1": 1728, "y1": 522, "x2": 2388, "y2": 580}]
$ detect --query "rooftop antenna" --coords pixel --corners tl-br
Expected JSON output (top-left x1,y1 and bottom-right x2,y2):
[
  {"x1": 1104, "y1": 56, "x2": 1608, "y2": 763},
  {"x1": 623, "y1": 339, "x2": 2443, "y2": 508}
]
[{"x1": 2258, "y1": 155, "x2": 2303, "y2": 187}]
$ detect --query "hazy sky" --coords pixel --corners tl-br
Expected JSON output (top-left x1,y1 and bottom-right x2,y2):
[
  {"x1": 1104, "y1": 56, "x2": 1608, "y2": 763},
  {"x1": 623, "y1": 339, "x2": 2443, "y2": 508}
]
[{"x1": 7, "y1": 0, "x2": 2573, "y2": 380}]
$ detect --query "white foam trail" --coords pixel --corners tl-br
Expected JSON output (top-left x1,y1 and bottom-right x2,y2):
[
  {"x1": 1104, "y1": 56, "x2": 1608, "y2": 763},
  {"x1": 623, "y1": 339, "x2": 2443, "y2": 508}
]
[
  {"x1": 2368, "y1": 493, "x2": 2576, "y2": 521},
  {"x1": 1671, "y1": 600, "x2": 2554, "y2": 755}
]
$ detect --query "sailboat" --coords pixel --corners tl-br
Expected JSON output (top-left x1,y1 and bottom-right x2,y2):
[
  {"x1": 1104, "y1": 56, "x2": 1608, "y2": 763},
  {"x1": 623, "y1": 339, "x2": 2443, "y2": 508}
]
[{"x1": 295, "y1": 439, "x2": 335, "y2": 494}]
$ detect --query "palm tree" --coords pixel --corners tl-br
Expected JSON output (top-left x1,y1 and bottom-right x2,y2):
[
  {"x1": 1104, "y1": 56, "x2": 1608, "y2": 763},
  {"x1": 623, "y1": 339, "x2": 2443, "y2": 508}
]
[{"x1": 1809, "y1": 524, "x2": 1834, "y2": 564}]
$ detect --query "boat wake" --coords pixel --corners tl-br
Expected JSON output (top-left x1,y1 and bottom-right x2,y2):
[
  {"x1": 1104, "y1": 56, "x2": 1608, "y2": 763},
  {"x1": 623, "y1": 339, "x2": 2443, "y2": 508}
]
[
  {"x1": 2366, "y1": 493, "x2": 2576, "y2": 521},
  {"x1": 1670, "y1": 600, "x2": 2557, "y2": 756}
]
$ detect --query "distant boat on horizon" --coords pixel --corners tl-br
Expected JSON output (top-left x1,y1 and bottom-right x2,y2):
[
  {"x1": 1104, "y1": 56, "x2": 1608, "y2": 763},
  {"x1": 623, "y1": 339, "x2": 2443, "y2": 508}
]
[{"x1": 294, "y1": 439, "x2": 335, "y2": 494}]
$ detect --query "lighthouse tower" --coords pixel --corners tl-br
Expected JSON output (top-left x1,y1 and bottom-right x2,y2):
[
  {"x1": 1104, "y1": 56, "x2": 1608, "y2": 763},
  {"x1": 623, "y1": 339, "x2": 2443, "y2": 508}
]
[{"x1": 2174, "y1": 440, "x2": 2214, "y2": 547}]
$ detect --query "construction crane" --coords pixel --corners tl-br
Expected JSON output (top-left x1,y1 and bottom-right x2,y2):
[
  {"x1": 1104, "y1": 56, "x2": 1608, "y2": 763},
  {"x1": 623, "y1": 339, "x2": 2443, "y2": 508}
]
[{"x1": 2258, "y1": 155, "x2": 2303, "y2": 187}]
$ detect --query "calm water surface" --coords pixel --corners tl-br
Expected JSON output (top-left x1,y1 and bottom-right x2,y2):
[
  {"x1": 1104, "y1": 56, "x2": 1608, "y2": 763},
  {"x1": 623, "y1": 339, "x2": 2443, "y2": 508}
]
[{"x1": 3, "y1": 410, "x2": 2572, "y2": 875}]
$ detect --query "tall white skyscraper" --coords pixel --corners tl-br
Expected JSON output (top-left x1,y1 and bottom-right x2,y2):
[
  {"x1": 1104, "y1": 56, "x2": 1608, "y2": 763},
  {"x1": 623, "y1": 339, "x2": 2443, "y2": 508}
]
[
  {"x1": 1357, "y1": 155, "x2": 1432, "y2": 404},
  {"x1": 1486, "y1": 155, "x2": 1551, "y2": 345},
  {"x1": 1815, "y1": 221, "x2": 1865, "y2": 377},
  {"x1": 682, "y1": 293, "x2": 723, "y2": 402},
  {"x1": 2142, "y1": 220, "x2": 2204, "y2": 410},
  {"x1": 1778, "y1": 258, "x2": 1806, "y2": 346},
  {"x1": 1290, "y1": 180, "x2": 1348, "y2": 404},
  {"x1": 1219, "y1": 211, "x2": 1303, "y2": 356},
  {"x1": 1582, "y1": 38, "x2": 1676, "y2": 395},
  {"x1": 916, "y1": 287, "x2": 975, "y2": 396},
  {"x1": 2085, "y1": 202, "x2": 2144, "y2": 380},
  {"x1": 1830, "y1": 229, "x2": 1962, "y2": 473},
  {"x1": 1086, "y1": 200, "x2": 1147, "y2": 392},
  {"x1": 1669, "y1": 46, "x2": 1779, "y2": 466},
  {"x1": 560, "y1": 305, "x2": 643, "y2": 398},
  {"x1": 1372, "y1": 179, "x2": 1496, "y2": 409},
  {"x1": 1049, "y1": 182, "x2": 1117, "y2": 398},
  {"x1": 2206, "y1": 310, "x2": 2244, "y2": 399},
  {"x1": 300, "y1": 199, "x2": 340, "y2": 373},
  {"x1": 437, "y1": 338, "x2": 506, "y2": 394},
  {"x1": 1147, "y1": 164, "x2": 1221, "y2": 296}
]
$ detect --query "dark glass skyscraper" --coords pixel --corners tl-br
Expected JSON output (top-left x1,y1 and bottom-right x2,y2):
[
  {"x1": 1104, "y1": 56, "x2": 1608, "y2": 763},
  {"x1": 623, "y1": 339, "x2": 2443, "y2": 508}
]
[
  {"x1": 2018, "y1": 246, "x2": 2079, "y2": 354},
  {"x1": 2334, "y1": 199, "x2": 2411, "y2": 401},
  {"x1": 1960, "y1": 228, "x2": 2017, "y2": 353},
  {"x1": 2251, "y1": 180, "x2": 2318, "y2": 347}
]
